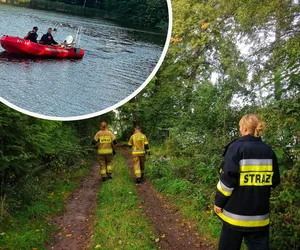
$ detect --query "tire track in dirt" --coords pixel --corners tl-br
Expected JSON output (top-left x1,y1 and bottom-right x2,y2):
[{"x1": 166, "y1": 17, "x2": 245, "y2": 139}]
[
  {"x1": 120, "y1": 146, "x2": 214, "y2": 250},
  {"x1": 47, "y1": 164, "x2": 101, "y2": 250}
]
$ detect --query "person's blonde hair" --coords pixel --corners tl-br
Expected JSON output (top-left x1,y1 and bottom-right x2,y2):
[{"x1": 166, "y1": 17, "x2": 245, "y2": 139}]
[{"x1": 239, "y1": 114, "x2": 265, "y2": 137}]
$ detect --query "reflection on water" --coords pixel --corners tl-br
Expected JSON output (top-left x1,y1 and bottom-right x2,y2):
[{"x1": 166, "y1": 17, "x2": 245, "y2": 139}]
[{"x1": 0, "y1": 5, "x2": 166, "y2": 117}]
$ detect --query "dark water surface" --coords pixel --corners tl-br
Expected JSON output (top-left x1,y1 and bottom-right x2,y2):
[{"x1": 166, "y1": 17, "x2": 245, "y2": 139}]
[{"x1": 0, "y1": 5, "x2": 167, "y2": 117}]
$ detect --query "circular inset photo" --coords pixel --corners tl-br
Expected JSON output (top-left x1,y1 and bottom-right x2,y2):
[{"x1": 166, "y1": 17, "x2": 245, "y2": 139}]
[{"x1": 0, "y1": 0, "x2": 171, "y2": 120}]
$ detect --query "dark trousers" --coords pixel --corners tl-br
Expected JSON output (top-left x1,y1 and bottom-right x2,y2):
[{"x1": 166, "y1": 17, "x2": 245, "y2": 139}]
[{"x1": 218, "y1": 224, "x2": 269, "y2": 250}]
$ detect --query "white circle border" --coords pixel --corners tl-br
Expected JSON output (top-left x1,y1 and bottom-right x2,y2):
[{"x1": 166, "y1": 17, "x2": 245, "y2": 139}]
[{"x1": 0, "y1": 0, "x2": 173, "y2": 121}]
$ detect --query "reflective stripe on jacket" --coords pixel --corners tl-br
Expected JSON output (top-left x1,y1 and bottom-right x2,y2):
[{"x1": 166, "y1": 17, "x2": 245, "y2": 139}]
[
  {"x1": 214, "y1": 134, "x2": 280, "y2": 232},
  {"x1": 93, "y1": 130, "x2": 115, "y2": 155},
  {"x1": 128, "y1": 131, "x2": 149, "y2": 156}
]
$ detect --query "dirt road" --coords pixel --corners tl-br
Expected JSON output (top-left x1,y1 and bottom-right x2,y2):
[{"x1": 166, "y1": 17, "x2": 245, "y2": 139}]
[
  {"x1": 47, "y1": 148, "x2": 214, "y2": 250},
  {"x1": 47, "y1": 164, "x2": 101, "y2": 250},
  {"x1": 121, "y1": 147, "x2": 214, "y2": 250}
]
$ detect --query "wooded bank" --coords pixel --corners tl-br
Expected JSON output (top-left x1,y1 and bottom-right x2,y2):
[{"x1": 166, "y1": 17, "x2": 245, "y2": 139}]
[{"x1": 1, "y1": 0, "x2": 168, "y2": 29}]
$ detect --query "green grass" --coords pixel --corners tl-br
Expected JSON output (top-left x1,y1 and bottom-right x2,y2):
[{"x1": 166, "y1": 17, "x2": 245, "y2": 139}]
[
  {"x1": 146, "y1": 145, "x2": 220, "y2": 247},
  {"x1": 0, "y1": 165, "x2": 90, "y2": 250},
  {"x1": 146, "y1": 145, "x2": 253, "y2": 249},
  {"x1": 89, "y1": 151, "x2": 156, "y2": 250}
]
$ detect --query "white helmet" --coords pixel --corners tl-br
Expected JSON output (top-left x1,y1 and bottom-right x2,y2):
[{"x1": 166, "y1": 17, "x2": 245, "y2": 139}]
[{"x1": 64, "y1": 35, "x2": 74, "y2": 45}]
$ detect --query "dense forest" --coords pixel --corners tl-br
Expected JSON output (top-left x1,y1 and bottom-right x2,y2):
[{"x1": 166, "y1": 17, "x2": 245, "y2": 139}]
[
  {"x1": 0, "y1": 104, "x2": 115, "y2": 247},
  {"x1": 0, "y1": 103, "x2": 113, "y2": 212},
  {"x1": 2, "y1": 0, "x2": 169, "y2": 29},
  {"x1": 0, "y1": 0, "x2": 299, "y2": 249}
]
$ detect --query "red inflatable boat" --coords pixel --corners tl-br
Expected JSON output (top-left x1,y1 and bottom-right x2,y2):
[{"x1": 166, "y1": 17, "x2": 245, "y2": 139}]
[{"x1": 0, "y1": 35, "x2": 84, "y2": 59}]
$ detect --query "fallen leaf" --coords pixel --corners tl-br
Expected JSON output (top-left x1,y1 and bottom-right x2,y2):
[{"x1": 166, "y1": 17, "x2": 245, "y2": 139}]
[
  {"x1": 66, "y1": 234, "x2": 72, "y2": 237},
  {"x1": 155, "y1": 238, "x2": 160, "y2": 243},
  {"x1": 118, "y1": 240, "x2": 122, "y2": 245},
  {"x1": 170, "y1": 37, "x2": 183, "y2": 44},
  {"x1": 95, "y1": 245, "x2": 101, "y2": 249},
  {"x1": 201, "y1": 23, "x2": 209, "y2": 30},
  {"x1": 161, "y1": 234, "x2": 166, "y2": 238},
  {"x1": 0, "y1": 232, "x2": 5, "y2": 236},
  {"x1": 32, "y1": 248, "x2": 38, "y2": 250}
]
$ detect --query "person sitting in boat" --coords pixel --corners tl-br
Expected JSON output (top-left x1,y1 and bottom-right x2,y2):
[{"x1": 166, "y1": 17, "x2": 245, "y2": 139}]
[
  {"x1": 24, "y1": 26, "x2": 38, "y2": 43},
  {"x1": 39, "y1": 28, "x2": 58, "y2": 46}
]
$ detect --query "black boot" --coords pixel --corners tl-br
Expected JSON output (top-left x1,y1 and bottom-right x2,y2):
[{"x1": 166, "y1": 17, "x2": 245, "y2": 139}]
[
  {"x1": 107, "y1": 173, "x2": 112, "y2": 179},
  {"x1": 102, "y1": 177, "x2": 107, "y2": 182},
  {"x1": 136, "y1": 178, "x2": 141, "y2": 184}
]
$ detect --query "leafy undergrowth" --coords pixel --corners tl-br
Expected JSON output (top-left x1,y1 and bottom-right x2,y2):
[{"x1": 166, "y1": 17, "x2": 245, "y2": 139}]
[
  {"x1": 146, "y1": 145, "x2": 241, "y2": 249},
  {"x1": 147, "y1": 144, "x2": 300, "y2": 250},
  {"x1": 89, "y1": 151, "x2": 156, "y2": 250},
  {"x1": 0, "y1": 164, "x2": 90, "y2": 250},
  {"x1": 148, "y1": 147, "x2": 220, "y2": 238}
]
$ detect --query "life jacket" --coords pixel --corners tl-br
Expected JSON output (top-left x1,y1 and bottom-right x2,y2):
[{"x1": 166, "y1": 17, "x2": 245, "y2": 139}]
[{"x1": 24, "y1": 31, "x2": 31, "y2": 39}]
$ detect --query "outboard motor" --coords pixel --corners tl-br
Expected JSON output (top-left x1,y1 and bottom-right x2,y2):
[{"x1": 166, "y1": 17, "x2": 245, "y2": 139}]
[
  {"x1": 64, "y1": 35, "x2": 74, "y2": 47},
  {"x1": 75, "y1": 48, "x2": 81, "y2": 55}
]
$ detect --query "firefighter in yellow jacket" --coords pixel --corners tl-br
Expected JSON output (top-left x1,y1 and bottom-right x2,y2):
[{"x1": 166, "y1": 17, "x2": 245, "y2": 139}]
[
  {"x1": 128, "y1": 126, "x2": 150, "y2": 183},
  {"x1": 92, "y1": 122, "x2": 117, "y2": 181}
]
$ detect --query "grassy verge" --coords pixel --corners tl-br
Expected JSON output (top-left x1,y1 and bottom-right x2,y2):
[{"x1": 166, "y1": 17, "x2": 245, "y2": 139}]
[
  {"x1": 89, "y1": 151, "x2": 156, "y2": 250},
  {"x1": 147, "y1": 145, "x2": 271, "y2": 249},
  {"x1": 148, "y1": 142, "x2": 300, "y2": 249},
  {"x1": 0, "y1": 163, "x2": 90, "y2": 250},
  {"x1": 146, "y1": 145, "x2": 221, "y2": 247}
]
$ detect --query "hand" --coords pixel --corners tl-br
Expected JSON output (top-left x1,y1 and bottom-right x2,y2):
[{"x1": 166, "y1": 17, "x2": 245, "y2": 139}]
[{"x1": 214, "y1": 205, "x2": 222, "y2": 214}]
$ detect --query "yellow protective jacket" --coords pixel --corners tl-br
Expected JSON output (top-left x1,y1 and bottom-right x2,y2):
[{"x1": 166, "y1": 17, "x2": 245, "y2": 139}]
[
  {"x1": 128, "y1": 130, "x2": 150, "y2": 156},
  {"x1": 93, "y1": 129, "x2": 116, "y2": 155}
]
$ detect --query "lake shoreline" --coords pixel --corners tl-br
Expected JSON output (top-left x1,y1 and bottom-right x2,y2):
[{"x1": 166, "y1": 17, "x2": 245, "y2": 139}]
[{"x1": 0, "y1": 0, "x2": 168, "y2": 32}]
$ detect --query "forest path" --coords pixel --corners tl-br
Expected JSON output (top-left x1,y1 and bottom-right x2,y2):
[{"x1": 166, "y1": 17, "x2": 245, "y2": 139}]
[
  {"x1": 120, "y1": 146, "x2": 214, "y2": 250},
  {"x1": 47, "y1": 164, "x2": 101, "y2": 250}
]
